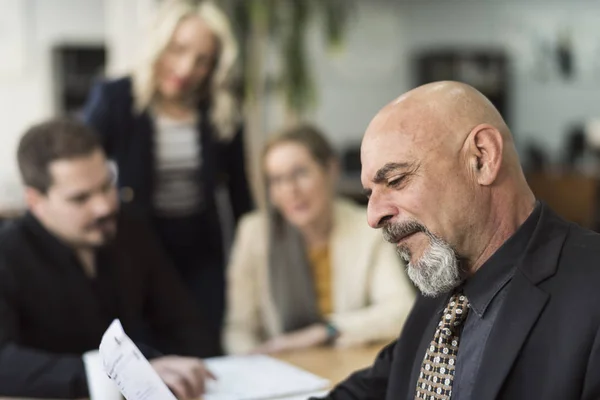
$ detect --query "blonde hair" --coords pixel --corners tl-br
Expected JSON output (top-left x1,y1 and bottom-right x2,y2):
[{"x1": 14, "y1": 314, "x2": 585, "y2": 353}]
[{"x1": 132, "y1": 0, "x2": 240, "y2": 140}]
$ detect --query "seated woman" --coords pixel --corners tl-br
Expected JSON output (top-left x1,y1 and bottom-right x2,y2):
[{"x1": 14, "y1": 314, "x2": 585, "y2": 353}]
[{"x1": 224, "y1": 124, "x2": 416, "y2": 354}]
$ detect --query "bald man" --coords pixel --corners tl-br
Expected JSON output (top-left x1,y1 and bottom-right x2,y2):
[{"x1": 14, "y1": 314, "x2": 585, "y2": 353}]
[{"x1": 318, "y1": 82, "x2": 600, "y2": 400}]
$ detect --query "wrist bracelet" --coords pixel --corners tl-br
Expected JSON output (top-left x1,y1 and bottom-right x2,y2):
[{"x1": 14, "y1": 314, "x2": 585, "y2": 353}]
[{"x1": 325, "y1": 321, "x2": 339, "y2": 344}]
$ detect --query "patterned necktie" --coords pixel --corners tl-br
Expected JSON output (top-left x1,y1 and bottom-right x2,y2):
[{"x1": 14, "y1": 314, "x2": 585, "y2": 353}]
[{"x1": 415, "y1": 292, "x2": 470, "y2": 400}]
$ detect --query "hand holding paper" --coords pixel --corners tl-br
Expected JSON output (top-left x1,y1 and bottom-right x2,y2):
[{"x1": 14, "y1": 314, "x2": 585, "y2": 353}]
[
  {"x1": 99, "y1": 319, "x2": 179, "y2": 400},
  {"x1": 150, "y1": 355, "x2": 216, "y2": 398}
]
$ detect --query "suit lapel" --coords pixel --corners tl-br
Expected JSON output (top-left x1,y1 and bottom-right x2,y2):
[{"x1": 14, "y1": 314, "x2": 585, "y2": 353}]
[
  {"x1": 472, "y1": 204, "x2": 569, "y2": 399},
  {"x1": 197, "y1": 106, "x2": 214, "y2": 191},
  {"x1": 132, "y1": 111, "x2": 154, "y2": 196},
  {"x1": 471, "y1": 273, "x2": 549, "y2": 399}
]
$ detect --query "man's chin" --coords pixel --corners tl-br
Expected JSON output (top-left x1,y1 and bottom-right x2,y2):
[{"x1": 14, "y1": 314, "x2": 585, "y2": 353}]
[
  {"x1": 407, "y1": 261, "x2": 465, "y2": 297},
  {"x1": 97, "y1": 233, "x2": 117, "y2": 247},
  {"x1": 397, "y1": 244, "x2": 413, "y2": 264}
]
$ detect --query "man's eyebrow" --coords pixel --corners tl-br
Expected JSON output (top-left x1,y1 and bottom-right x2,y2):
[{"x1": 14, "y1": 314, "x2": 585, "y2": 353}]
[
  {"x1": 65, "y1": 177, "x2": 113, "y2": 201},
  {"x1": 66, "y1": 190, "x2": 90, "y2": 201},
  {"x1": 362, "y1": 162, "x2": 418, "y2": 198},
  {"x1": 372, "y1": 162, "x2": 416, "y2": 184}
]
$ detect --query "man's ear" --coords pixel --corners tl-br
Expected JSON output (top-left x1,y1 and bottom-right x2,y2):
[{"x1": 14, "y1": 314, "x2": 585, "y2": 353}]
[
  {"x1": 467, "y1": 124, "x2": 503, "y2": 186},
  {"x1": 24, "y1": 186, "x2": 46, "y2": 212}
]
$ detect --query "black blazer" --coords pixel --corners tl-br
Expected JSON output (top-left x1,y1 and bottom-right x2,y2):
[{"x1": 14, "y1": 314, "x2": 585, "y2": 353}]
[
  {"x1": 323, "y1": 204, "x2": 600, "y2": 400},
  {"x1": 82, "y1": 77, "x2": 253, "y2": 221},
  {"x1": 0, "y1": 213, "x2": 216, "y2": 398}
]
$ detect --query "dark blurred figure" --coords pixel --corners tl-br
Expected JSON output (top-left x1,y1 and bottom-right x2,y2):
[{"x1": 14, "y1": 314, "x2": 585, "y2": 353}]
[
  {"x1": 524, "y1": 143, "x2": 547, "y2": 173},
  {"x1": 0, "y1": 118, "x2": 216, "y2": 399},
  {"x1": 82, "y1": 0, "x2": 253, "y2": 354},
  {"x1": 518, "y1": 139, "x2": 549, "y2": 175},
  {"x1": 564, "y1": 124, "x2": 587, "y2": 168}
]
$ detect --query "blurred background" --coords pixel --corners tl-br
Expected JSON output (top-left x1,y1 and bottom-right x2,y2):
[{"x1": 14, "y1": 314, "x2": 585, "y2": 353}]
[{"x1": 1, "y1": 0, "x2": 600, "y2": 229}]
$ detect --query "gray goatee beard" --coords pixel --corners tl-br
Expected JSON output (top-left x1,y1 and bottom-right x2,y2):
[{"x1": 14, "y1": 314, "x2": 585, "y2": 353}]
[{"x1": 383, "y1": 220, "x2": 463, "y2": 297}]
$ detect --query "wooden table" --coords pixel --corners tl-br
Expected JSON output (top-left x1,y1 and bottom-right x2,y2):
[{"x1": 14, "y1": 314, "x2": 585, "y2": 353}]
[
  {"x1": 0, "y1": 343, "x2": 386, "y2": 399},
  {"x1": 275, "y1": 343, "x2": 385, "y2": 385}
]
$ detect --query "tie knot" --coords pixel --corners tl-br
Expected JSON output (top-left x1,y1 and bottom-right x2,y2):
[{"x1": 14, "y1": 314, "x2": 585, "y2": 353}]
[{"x1": 438, "y1": 292, "x2": 470, "y2": 336}]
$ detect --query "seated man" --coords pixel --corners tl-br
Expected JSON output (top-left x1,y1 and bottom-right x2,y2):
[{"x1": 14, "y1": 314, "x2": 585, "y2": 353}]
[
  {"x1": 0, "y1": 118, "x2": 216, "y2": 399},
  {"x1": 319, "y1": 81, "x2": 600, "y2": 399}
]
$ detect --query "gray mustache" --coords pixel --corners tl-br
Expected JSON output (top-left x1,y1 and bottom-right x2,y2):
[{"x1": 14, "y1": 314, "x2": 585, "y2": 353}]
[{"x1": 382, "y1": 220, "x2": 426, "y2": 243}]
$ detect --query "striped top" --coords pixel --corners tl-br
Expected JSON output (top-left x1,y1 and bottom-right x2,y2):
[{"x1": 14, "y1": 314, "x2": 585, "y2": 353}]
[{"x1": 152, "y1": 114, "x2": 203, "y2": 217}]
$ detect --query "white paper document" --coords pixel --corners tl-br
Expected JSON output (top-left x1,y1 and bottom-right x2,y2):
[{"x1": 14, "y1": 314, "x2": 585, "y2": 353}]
[
  {"x1": 99, "y1": 319, "x2": 177, "y2": 400},
  {"x1": 203, "y1": 355, "x2": 330, "y2": 400},
  {"x1": 83, "y1": 349, "x2": 122, "y2": 400},
  {"x1": 275, "y1": 390, "x2": 329, "y2": 400}
]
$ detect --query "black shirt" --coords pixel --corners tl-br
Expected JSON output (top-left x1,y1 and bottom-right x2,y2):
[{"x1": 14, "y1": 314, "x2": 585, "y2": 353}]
[
  {"x1": 0, "y1": 212, "x2": 215, "y2": 398},
  {"x1": 452, "y1": 202, "x2": 542, "y2": 399}
]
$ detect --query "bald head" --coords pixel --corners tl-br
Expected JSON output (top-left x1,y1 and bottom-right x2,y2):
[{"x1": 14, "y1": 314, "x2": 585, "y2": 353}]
[
  {"x1": 361, "y1": 81, "x2": 535, "y2": 295},
  {"x1": 366, "y1": 81, "x2": 513, "y2": 159}
]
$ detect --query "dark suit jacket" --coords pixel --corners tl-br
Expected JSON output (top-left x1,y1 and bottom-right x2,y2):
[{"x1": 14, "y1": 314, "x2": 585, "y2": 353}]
[
  {"x1": 0, "y1": 213, "x2": 216, "y2": 398},
  {"x1": 82, "y1": 77, "x2": 253, "y2": 221},
  {"x1": 323, "y1": 204, "x2": 600, "y2": 400}
]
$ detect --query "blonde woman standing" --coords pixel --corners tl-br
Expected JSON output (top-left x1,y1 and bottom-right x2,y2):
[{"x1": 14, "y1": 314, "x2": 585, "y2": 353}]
[
  {"x1": 224, "y1": 125, "x2": 415, "y2": 354},
  {"x1": 83, "y1": 0, "x2": 252, "y2": 356}
]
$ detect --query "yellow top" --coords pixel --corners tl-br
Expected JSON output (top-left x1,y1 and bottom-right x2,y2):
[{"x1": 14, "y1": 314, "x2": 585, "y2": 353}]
[{"x1": 308, "y1": 245, "x2": 333, "y2": 316}]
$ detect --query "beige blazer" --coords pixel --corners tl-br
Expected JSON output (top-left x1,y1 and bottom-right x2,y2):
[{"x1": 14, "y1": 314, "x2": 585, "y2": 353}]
[{"x1": 223, "y1": 198, "x2": 416, "y2": 354}]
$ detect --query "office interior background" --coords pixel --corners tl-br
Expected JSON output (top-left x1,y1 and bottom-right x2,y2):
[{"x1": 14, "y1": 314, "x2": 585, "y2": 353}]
[{"x1": 1, "y1": 0, "x2": 599, "y2": 229}]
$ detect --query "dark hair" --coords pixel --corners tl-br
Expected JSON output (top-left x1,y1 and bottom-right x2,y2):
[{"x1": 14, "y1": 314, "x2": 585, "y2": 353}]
[
  {"x1": 263, "y1": 123, "x2": 336, "y2": 168},
  {"x1": 17, "y1": 118, "x2": 102, "y2": 193}
]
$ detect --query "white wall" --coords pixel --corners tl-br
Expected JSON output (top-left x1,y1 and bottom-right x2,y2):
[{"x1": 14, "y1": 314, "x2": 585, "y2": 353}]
[
  {"x1": 104, "y1": 0, "x2": 156, "y2": 76},
  {"x1": 399, "y1": 0, "x2": 600, "y2": 160},
  {"x1": 0, "y1": 0, "x2": 105, "y2": 209},
  {"x1": 264, "y1": 1, "x2": 410, "y2": 149},
  {"x1": 313, "y1": 1, "x2": 410, "y2": 149}
]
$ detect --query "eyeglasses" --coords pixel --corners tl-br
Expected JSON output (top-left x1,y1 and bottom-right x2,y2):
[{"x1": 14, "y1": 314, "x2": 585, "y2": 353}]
[{"x1": 267, "y1": 166, "x2": 313, "y2": 190}]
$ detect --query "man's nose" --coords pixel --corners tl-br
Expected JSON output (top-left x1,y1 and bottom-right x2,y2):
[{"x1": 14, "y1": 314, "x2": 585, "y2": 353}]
[
  {"x1": 367, "y1": 190, "x2": 397, "y2": 229},
  {"x1": 90, "y1": 194, "x2": 113, "y2": 217}
]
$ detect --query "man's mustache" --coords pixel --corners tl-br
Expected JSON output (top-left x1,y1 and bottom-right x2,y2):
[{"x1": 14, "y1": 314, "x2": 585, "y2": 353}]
[
  {"x1": 382, "y1": 220, "x2": 427, "y2": 244},
  {"x1": 85, "y1": 213, "x2": 117, "y2": 231}
]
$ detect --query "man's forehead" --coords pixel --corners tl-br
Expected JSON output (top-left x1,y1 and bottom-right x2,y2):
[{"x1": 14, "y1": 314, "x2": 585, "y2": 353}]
[
  {"x1": 362, "y1": 125, "x2": 419, "y2": 159},
  {"x1": 49, "y1": 158, "x2": 109, "y2": 192},
  {"x1": 361, "y1": 130, "x2": 417, "y2": 180},
  {"x1": 364, "y1": 104, "x2": 436, "y2": 148}
]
